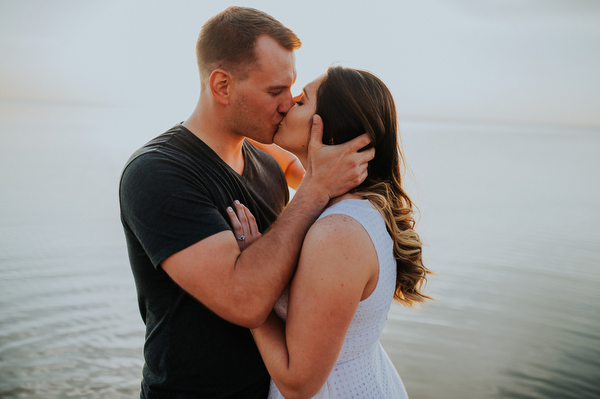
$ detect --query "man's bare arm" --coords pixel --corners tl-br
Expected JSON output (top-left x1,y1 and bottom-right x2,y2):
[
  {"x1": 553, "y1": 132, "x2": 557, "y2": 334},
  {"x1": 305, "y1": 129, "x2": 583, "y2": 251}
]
[{"x1": 162, "y1": 115, "x2": 375, "y2": 328}]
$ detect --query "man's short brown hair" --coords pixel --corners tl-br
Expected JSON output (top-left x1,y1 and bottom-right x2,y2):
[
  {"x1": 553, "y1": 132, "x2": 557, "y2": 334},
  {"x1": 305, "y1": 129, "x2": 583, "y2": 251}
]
[{"x1": 196, "y1": 6, "x2": 301, "y2": 91}]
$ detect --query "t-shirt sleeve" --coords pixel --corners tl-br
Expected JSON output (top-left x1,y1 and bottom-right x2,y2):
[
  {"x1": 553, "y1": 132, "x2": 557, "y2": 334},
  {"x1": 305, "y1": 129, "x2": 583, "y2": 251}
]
[{"x1": 120, "y1": 154, "x2": 231, "y2": 268}]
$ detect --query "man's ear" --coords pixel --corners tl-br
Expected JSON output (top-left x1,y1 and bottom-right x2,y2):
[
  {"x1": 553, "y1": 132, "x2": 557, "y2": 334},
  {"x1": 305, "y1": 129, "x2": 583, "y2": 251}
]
[{"x1": 210, "y1": 69, "x2": 232, "y2": 105}]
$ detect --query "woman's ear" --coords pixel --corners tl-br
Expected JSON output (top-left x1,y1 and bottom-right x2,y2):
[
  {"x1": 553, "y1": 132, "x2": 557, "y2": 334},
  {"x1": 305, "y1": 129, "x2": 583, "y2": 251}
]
[{"x1": 209, "y1": 69, "x2": 231, "y2": 105}]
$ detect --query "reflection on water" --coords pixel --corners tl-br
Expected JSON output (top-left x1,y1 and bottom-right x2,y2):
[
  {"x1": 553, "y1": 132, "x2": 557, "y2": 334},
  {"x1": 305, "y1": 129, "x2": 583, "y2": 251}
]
[
  {"x1": 1, "y1": 249, "x2": 142, "y2": 398},
  {"x1": 1, "y1": 103, "x2": 599, "y2": 398},
  {"x1": 382, "y1": 121, "x2": 600, "y2": 399},
  {"x1": 0, "y1": 103, "x2": 145, "y2": 398}
]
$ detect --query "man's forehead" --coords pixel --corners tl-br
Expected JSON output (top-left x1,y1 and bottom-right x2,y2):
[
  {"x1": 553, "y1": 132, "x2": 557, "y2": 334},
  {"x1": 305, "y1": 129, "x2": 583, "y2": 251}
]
[
  {"x1": 266, "y1": 66, "x2": 297, "y2": 87},
  {"x1": 255, "y1": 36, "x2": 295, "y2": 68},
  {"x1": 252, "y1": 53, "x2": 296, "y2": 88}
]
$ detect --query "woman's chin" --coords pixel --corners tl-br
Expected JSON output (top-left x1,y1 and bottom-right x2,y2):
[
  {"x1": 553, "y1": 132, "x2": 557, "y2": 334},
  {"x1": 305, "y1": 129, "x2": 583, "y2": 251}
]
[
  {"x1": 273, "y1": 135, "x2": 304, "y2": 159},
  {"x1": 272, "y1": 136, "x2": 288, "y2": 150}
]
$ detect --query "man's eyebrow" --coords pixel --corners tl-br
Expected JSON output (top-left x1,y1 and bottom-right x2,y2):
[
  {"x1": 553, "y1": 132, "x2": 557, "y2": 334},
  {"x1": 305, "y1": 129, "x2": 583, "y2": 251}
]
[{"x1": 267, "y1": 85, "x2": 289, "y2": 91}]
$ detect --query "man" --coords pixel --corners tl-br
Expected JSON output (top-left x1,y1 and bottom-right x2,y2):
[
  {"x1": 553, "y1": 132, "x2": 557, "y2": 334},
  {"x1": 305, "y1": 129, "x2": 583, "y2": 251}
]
[{"x1": 119, "y1": 7, "x2": 374, "y2": 398}]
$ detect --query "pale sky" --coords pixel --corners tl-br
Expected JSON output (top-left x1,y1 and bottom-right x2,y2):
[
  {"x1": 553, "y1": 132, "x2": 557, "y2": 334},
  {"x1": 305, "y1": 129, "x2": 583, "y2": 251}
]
[{"x1": 1, "y1": 0, "x2": 599, "y2": 128}]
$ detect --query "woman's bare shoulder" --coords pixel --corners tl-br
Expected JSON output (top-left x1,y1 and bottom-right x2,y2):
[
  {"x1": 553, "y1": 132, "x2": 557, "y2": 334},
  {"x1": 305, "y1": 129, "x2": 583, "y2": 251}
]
[
  {"x1": 296, "y1": 206, "x2": 378, "y2": 302},
  {"x1": 304, "y1": 210, "x2": 374, "y2": 262},
  {"x1": 311, "y1": 211, "x2": 363, "y2": 236},
  {"x1": 308, "y1": 197, "x2": 369, "y2": 241}
]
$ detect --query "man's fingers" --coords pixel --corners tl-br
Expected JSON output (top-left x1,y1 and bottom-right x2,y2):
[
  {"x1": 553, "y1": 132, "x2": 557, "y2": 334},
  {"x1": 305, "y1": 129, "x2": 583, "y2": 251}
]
[
  {"x1": 359, "y1": 147, "x2": 376, "y2": 163},
  {"x1": 344, "y1": 132, "x2": 372, "y2": 152},
  {"x1": 348, "y1": 148, "x2": 373, "y2": 186},
  {"x1": 359, "y1": 168, "x2": 369, "y2": 184},
  {"x1": 347, "y1": 147, "x2": 375, "y2": 171}
]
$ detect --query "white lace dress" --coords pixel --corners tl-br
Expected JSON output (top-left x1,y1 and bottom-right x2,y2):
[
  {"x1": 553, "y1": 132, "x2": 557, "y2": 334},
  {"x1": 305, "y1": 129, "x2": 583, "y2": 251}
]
[{"x1": 268, "y1": 199, "x2": 409, "y2": 399}]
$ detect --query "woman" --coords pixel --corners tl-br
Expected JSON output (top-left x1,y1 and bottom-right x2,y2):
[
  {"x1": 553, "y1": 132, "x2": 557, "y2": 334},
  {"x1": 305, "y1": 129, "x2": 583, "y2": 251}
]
[{"x1": 229, "y1": 66, "x2": 432, "y2": 399}]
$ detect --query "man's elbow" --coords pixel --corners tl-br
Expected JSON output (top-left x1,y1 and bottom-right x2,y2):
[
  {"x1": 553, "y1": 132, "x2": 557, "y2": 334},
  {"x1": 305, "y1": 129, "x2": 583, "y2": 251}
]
[
  {"x1": 234, "y1": 311, "x2": 269, "y2": 329},
  {"x1": 226, "y1": 296, "x2": 271, "y2": 329},
  {"x1": 277, "y1": 379, "x2": 323, "y2": 399},
  {"x1": 272, "y1": 369, "x2": 326, "y2": 399}
]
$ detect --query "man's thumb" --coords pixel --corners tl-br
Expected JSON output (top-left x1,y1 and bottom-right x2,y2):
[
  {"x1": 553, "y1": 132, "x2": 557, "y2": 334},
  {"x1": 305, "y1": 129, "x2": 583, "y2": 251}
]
[{"x1": 309, "y1": 114, "x2": 323, "y2": 144}]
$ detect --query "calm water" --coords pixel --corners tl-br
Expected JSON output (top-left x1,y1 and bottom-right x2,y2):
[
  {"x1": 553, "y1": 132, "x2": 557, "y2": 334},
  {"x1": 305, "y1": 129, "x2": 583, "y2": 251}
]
[{"x1": 1, "y1": 102, "x2": 599, "y2": 398}]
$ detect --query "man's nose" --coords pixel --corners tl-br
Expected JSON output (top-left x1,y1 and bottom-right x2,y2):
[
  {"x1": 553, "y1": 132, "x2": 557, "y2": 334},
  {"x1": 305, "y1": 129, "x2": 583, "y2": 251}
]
[{"x1": 278, "y1": 93, "x2": 296, "y2": 116}]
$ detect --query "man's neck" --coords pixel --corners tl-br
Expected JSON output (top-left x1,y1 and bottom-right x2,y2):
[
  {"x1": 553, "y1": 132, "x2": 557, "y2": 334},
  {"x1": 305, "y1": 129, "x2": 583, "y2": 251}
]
[{"x1": 183, "y1": 103, "x2": 246, "y2": 175}]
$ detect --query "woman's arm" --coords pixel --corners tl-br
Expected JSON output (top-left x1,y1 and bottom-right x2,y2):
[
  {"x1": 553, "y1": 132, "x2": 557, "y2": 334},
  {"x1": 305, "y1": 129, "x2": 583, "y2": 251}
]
[
  {"x1": 248, "y1": 139, "x2": 305, "y2": 190},
  {"x1": 251, "y1": 213, "x2": 378, "y2": 399}
]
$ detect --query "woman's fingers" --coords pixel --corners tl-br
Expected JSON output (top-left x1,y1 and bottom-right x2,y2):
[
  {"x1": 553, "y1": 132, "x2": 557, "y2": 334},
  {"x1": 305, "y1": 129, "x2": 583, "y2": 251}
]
[
  {"x1": 227, "y1": 200, "x2": 261, "y2": 250},
  {"x1": 227, "y1": 205, "x2": 245, "y2": 241},
  {"x1": 234, "y1": 200, "x2": 249, "y2": 236},
  {"x1": 242, "y1": 205, "x2": 261, "y2": 240}
]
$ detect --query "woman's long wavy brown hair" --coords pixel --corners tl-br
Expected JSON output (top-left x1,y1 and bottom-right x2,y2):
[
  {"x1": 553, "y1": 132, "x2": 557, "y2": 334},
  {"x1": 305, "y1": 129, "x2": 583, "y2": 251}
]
[{"x1": 316, "y1": 66, "x2": 432, "y2": 306}]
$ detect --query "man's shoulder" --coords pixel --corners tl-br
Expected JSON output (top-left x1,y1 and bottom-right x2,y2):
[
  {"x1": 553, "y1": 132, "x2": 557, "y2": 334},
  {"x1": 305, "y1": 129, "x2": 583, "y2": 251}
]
[
  {"x1": 122, "y1": 125, "x2": 216, "y2": 176},
  {"x1": 120, "y1": 126, "x2": 198, "y2": 195},
  {"x1": 125, "y1": 124, "x2": 187, "y2": 162}
]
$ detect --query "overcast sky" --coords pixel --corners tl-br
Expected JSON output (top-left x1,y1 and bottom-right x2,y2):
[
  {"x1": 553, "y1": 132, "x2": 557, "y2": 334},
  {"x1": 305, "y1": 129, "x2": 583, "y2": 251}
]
[{"x1": 1, "y1": 0, "x2": 599, "y2": 128}]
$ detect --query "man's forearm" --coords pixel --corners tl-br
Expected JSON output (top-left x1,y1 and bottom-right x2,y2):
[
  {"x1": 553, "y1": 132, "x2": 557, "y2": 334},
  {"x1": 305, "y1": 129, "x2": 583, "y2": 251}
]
[
  {"x1": 230, "y1": 120, "x2": 374, "y2": 326},
  {"x1": 232, "y1": 180, "x2": 329, "y2": 327}
]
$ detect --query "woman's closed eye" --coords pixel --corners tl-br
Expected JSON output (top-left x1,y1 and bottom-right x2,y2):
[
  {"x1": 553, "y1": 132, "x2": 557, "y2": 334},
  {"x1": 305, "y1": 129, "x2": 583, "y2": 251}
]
[{"x1": 295, "y1": 100, "x2": 304, "y2": 106}]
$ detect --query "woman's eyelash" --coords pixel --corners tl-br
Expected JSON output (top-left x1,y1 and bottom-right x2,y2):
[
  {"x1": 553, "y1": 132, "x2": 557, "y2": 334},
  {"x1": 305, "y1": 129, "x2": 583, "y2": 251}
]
[{"x1": 296, "y1": 101, "x2": 304, "y2": 106}]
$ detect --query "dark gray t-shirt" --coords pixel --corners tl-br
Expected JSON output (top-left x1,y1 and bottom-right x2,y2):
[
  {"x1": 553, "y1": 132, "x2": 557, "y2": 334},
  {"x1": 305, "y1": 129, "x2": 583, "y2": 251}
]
[{"x1": 119, "y1": 124, "x2": 288, "y2": 398}]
